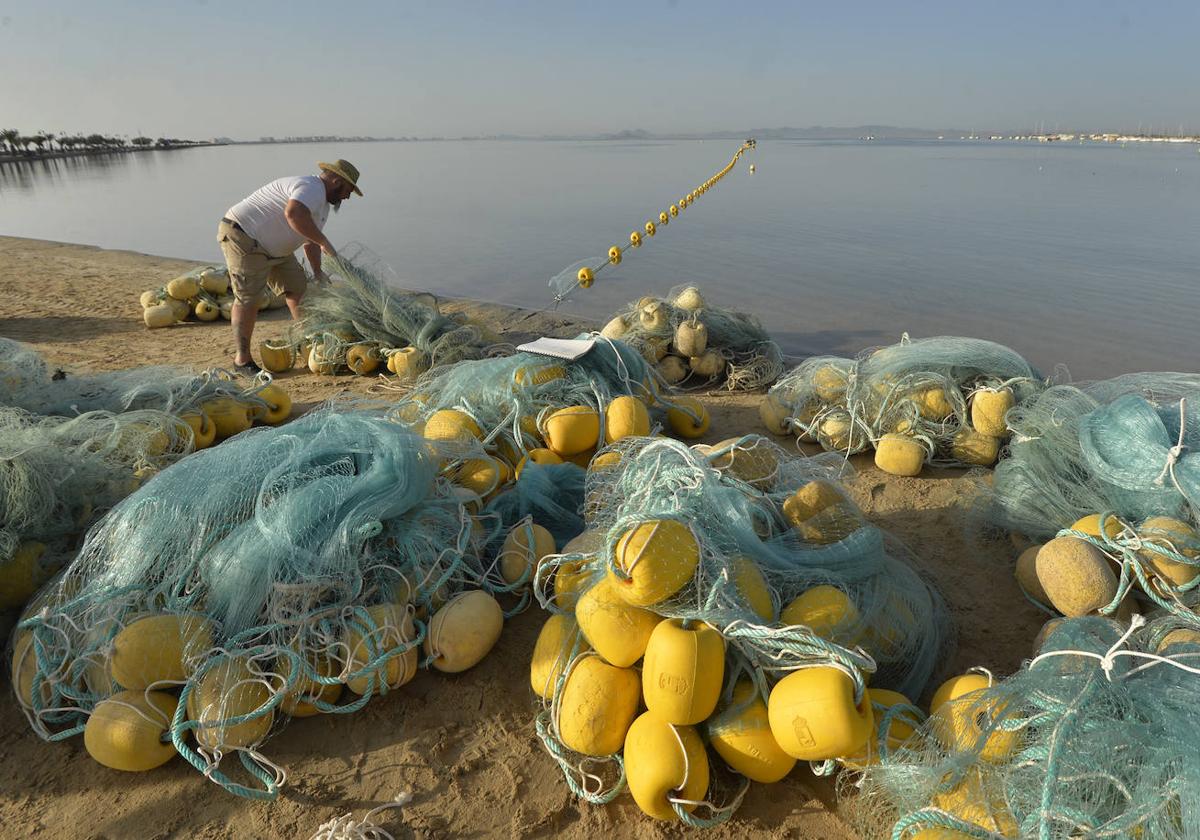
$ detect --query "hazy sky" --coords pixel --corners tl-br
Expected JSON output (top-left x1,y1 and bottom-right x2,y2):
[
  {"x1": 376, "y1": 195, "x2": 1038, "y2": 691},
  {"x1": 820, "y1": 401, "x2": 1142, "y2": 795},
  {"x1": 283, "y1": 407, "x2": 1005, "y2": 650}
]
[{"x1": 4, "y1": 1, "x2": 1199, "y2": 139}]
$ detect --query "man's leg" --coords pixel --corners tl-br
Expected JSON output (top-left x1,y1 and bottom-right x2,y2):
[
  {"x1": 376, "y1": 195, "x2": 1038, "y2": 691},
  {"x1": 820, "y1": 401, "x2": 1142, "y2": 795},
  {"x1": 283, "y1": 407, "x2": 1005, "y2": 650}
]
[
  {"x1": 231, "y1": 301, "x2": 259, "y2": 366},
  {"x1": 270, "y1": 255, "x2": 308, "y2": 321}
]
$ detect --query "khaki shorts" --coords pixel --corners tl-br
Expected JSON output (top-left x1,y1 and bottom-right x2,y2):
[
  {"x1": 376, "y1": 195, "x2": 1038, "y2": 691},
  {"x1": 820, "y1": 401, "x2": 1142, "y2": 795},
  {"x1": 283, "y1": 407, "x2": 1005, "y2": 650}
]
[{"x1": 217, "y1": 219, "x2": 308, "y2": 305}]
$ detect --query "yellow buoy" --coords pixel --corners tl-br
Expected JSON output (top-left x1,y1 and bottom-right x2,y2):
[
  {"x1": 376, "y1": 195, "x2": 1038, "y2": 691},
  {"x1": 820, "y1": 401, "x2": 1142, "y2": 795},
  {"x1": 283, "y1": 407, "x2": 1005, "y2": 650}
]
[
  {"x1": 630, "y1": 231, "x2": 643, "y2": 248},
  {"x1": 916, "y1": 386, "x2": 955, "y2": 420},
  {"x1": 255, "y1": 383, "x2": 292, "y2": 425},
  {"x1": 673, "y1": 286, "x2": 707, "y2": 311},
  {"x1": 345, "y1": 603, "x2": 418, "y2": 694},
  {"x1": 950, "y1": 428, "x2": 1001, "y2": 466},
  {"x1": 590, "y1": 450, "x2": 622, "y2": 471},
  {"x1": 543, "y1": 406, "x2": 601, "y2": 456},
  {"x1": 929, "y1": 673, "x2": 1019, "y2": 762},
  {"x1": 515, "y1": 447, "x2": 565, "y2": 477},
  {"x1": 1070, "y1": 513, "x2": 1123, "y2": 541},
  {"x1": 768, "y1": 667, "x2": 873, "y2": 760},
  {"x1": 454, "y1": 456, "x2": 508, "y2": 498},
  {"x1": 577, "y1": 266, "x2": 594, "y2": 288},
  {"x1": 811, "y1": 365, "x2": 847, "y2": 402},
  {"x1": 758, "y1": 392, "x2": 792, "y2": 436},
  {"x1": 166, "y1": 275, "x2": 200, "y2": 300},
  {"x1": 781, "y1": 585, "x2": 860, "y2": 639},
  {"x1": 604, "y1": 395, "x2": 650, "y2": 443},
  {"x1": 110, "y1": 613, "x2": 213, "y2": 690},
  {"x1": 279, "y1": 654, "x2": 343, "y2": 717},
  {"x1": 874, "y1": 434, "x2": 926, "y2": 477},
  {"x1": 346, "y1": 344, "x2": 380, "y2": 375},
  {"x1": 556, "y1": 654, "x2": 641, "y2": 756},
  {"x1": 85, "y1": 690, "x2": 179, "y2": 772},
  {"x1": 0, "y1": 541, "x2": 45, "y2": 610},
  {"x1": 930, "y1": 767, "x2": 1020, "y2": 837},
  {"x1": 645, "y1": 221, "x2": 657, "y2": 237},
  {"x1": 707, "y1": 680, "x2": 796, "y2": 783},
  {"x1": 658, "y1": 211, "x2": 669, "y2": 225},
  {"x1": 187, "y1": 657, "x2": 274, "y2": 749},
  {"x1": 673, "y1": 320, "x2": 708, "y2": 357},
  {"x1": 1137, "y1": 516, "x2": 1200, "y2": 588},
  {"x1": 641, "y1": 619, "x2": 724, "y2": 725},
  {"x1": 258, "y1": 340, "x2": 294, "y2": 373},
  {"x1": 608, "y1": 246, "x2": 622, "y2": 266},
  {"x1": 193, "y1": 299, "x2": 220, "y2": 321},
  {"x1": 600, "y1": 315, "x2": 627, "y2": 340},
  {"x1": 1035, "y1": 536, "x2": 1118, "y2": 617},
  {"x1": 12, "y1": 632, "x2": 52, "y2": 710},
  {"x1": 424, "y1": 409, "x2": 483, "y2": 444},
  {"x1": 610, "y1": 519, "x2": 699, "y2": 607},
  {"x1": 840, "y1": 688, "x2": 919, "y2": 769},
  {"x1": 307, "y1": 340, "x2": 340, "y2": 375},
  {"x1": 143, "y1": 303, "x2": 176, "y2": 329},
  {"x1": 424, "y1": 590, "x2": 504, "y2": 673},
  {"x1": 688, "y1": 350, "x2": 726, "y2": 379},
  {"x1": 202, "y1": 397, "x2": 254, "y2": 440},
  {"x1": 639, "y1": 301, "x2": 670, "y2": 331},
  {"x1": 666, "y1": 397, "x2": 710, "y2": 439},
  {"x1": 669, "y1": 204, "x2": 679, "y2": 217},
  {"x1": 708, "y1": 437, "x2": 779, "y2": 490},
  {"x1": 139, "y1": 289, "x2": 162, "y2": 308},
  {"x1": 731, "y1": 556, "x2": 774, "y2": 620},
  {"x1": 387, "y1": 346, "x2": 429, "y2": 382},
  {"x1": 554, "y1": 560, "x2": 593, "y2": 610},
  {"x1": 624, "y1": 712, "x2": 709, "y2": 821},
  {"x1": 199, "y1": 267, "x2": 229, "y2": 295},
  {"x1": 657, "y1": 355, "x2": 688, "y2": 385},
  {"x1": 970, "y1": 388, "x2": 1014, "y2": 438},
  {"x1": 530, "y1": 613, "x2": 586, "y2": 699},
  {"x1": 782, "y1": 479, "x2": 844, "y2": 528},
  {"x1": 499, "y1": 521, "x2": 556, "y2": 584},
  {"x1": 575, "y1": 576, "x2": 662, "y2": 667}
]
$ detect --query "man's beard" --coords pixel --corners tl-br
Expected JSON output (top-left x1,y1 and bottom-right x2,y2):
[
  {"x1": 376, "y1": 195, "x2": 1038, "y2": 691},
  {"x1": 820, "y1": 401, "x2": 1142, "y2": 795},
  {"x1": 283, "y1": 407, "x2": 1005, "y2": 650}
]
[{"x1": 330, "y1": 200, "x2": 342, "y2": 213}]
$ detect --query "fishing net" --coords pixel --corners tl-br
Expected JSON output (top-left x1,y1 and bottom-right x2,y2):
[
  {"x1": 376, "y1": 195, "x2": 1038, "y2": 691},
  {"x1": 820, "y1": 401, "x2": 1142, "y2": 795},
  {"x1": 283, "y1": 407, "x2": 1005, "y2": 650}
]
[
  {"x1": 0, "y1": 406, "x2": 192, "y2": 613},
  {"x1": 388, "y1": 336, "x2": 706, "y2": 467},
  {"x1": 599, "y1": 285, "x2": 785, "y2": 391},
  {"x1": 293, "y1": 243, "x2": 495, "y2": 377},
  {"x1": 524, "y1": 433, "x2": 950, "y2": 825},
  {"x1": 139, "y1": 264, "x2": 260, "y2": 328},
  {"x1": 850, "y1": 612, "x2": 1200, "y2": 839},
  {"x1": 10, "y1": 408, "x2": 513, "y2": 799},
  {"x1": 766, "y1": 335, "x2": 1044, "y2": 471}
]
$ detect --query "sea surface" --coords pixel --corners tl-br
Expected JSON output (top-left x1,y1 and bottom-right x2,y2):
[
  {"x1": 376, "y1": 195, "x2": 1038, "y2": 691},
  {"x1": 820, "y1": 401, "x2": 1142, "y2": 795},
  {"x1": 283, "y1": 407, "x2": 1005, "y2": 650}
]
[{"x1": 2, "y1": 138, "x2": 1198, "y2": 378}]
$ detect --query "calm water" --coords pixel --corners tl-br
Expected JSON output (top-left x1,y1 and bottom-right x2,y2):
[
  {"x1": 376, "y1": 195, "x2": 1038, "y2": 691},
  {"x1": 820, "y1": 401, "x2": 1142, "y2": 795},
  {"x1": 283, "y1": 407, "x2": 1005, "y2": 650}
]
[{"x1": 2, "y1": 138, "x2": 1198, "y2": 378}]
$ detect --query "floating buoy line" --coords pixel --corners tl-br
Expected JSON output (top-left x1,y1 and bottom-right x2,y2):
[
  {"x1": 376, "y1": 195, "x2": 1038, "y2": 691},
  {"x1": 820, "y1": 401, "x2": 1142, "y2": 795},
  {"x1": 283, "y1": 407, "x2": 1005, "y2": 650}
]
[{"x1": 549, "y1": 139, "x2": 756, "y2": 306}]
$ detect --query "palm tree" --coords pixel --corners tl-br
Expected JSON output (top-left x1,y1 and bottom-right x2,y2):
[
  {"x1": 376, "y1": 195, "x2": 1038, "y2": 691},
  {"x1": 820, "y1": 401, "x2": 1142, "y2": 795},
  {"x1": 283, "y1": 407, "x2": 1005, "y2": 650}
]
[
  {"x1": 43, "y1": 132, "x2": 57, "y2": 152},
  {"x1": 0, "y1": 129, "x2": 19, "y2": 155},
  {"x1": 30, "y1": 134, "x2": 47, "y2": 154}
]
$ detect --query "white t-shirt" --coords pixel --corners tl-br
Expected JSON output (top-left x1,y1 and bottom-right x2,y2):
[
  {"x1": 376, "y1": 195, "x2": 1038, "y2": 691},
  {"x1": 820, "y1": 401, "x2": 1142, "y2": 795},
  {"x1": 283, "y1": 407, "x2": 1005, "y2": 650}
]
[{"x1": 226, "y1": 175, "x2": 330, "y2": 258}]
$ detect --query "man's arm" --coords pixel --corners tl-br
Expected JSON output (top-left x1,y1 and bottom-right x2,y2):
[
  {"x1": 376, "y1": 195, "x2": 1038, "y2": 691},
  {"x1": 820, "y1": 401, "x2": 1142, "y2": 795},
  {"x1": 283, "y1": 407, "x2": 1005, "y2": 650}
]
[
  {"x1": 284, "y1": 199, "x2": 336, "y2": 256},
  {"x1": 303, "y1": 241, "x2": 323, "y2": 278}
]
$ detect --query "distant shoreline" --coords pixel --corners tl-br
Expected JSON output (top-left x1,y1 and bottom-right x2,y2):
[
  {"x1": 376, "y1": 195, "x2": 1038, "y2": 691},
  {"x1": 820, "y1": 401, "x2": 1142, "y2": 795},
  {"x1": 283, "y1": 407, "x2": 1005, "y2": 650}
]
[{"x1": 0, "y1": 142, "x2": 225, "y2": 165}]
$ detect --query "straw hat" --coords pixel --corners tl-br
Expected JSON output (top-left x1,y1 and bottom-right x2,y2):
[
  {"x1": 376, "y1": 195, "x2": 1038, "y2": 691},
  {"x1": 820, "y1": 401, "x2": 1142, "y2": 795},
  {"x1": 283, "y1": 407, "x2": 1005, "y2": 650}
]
[{"x1": 317, "y1": 159, "x2": 363, "y2": 196}]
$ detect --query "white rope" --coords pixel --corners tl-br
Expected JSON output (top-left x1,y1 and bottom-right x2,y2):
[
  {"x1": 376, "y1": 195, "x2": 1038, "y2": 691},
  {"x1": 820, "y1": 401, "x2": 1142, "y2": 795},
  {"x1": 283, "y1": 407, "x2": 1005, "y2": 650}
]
[
  {"x1": 307, "y1": 793, "x2": 413, "y2": 840},
  {"x1": 1154, "y1": 397, "x2": 1188, "y2": 491},
  {"x1": 1026, "y1": 614, "x2": 1200, "y2": 682}
]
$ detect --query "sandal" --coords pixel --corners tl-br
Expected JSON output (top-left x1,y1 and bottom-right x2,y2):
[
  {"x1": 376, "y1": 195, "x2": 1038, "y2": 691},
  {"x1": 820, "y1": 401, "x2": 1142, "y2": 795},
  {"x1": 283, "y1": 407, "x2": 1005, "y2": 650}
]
[{"x1": 234, "y1": 360, "x2": 263, "y2": 376}]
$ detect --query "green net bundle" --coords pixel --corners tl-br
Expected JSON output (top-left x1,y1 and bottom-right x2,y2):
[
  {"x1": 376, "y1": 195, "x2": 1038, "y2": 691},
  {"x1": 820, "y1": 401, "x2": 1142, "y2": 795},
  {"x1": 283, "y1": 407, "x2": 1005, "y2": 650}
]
[
  {"x1": 519, "y1": 433, "x2": 949, "y2": 825},
  {"x1": 0, "y1": 406, "x2": 193, "y2": 614},
  {"x1": 289, "y1": 243, "x2": 496, "y2": 378},
  {"x1": 9, "y1": 408, "x2": 515, "y2": 800},
  {"x1": 763, "y1": 335, "x2": 1044, "y2": 474},
  {"x1": 850, "y1": 613, "x2": 1200, "y2": 839},
  {"x1": 983, "y1": 374, "x2": 1200, "y2": 627},
  {"x1": 598, "y1": 285, "x2": 785, "y2": 391},
  {"x1": 388, "y1": 336, "x2": 713, "y2": 476}
]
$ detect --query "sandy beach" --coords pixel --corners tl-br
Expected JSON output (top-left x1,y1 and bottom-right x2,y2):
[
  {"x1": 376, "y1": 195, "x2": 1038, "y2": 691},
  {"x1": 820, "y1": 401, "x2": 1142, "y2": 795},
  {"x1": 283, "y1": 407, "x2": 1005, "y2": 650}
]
[{"x1": 0, "y1": 235, "x2": 1048, "y2": 839}]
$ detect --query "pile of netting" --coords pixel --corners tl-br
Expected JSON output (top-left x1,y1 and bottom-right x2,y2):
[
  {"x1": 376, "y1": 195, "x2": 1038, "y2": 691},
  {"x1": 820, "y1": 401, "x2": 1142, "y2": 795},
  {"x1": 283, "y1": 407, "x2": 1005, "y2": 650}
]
[
  {"x1": 849, "y1": 613, "x2": 1200, "y2": 839},
  {"x1": 267, "y1": 243, "x2": 497, "y2": 378},
  {"x1": 598, "y1": 285, "x2": 785, "y2": 391},
  {"x1": 10, "y1": 409, "x2": 515, "y2": 799},
  {"x1": 138, "y1": 264, "x2": 275, "y2": 329},
  {"x1": 518, "y1": 433, "x2": 950, "y2": 825},
  {"x1": 763, "y1": 335, "x2": 1045, "y2": 475},
  {"x1": 388, "y1": 336, "x2": 715, "y2": 474},
  {"x1": 0, "y1": 339, "x2": 293, "y2": 621},
  {"x1": 982, "y1": 373, "x2": 1200, "y2": 627}
]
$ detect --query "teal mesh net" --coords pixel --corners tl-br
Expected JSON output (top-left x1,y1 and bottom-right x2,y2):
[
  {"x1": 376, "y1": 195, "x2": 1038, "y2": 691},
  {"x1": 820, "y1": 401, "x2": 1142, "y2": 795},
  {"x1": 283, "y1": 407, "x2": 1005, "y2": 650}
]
[
  {"x1": 598, "y1": 286, "x2": 784, "y2": 391},
  {"x1": 767, "y1": 335, "x2": 1044, "y2": 469},
  {"x1": 10, "y1": 409, "x2": 508, "y2": 800},
  {"x1": 525, "y1": 434, "x2": 950, "y2": 825},
  {"x1": 850, "y1": 613, "x2": 1200, "y2": 840}
]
